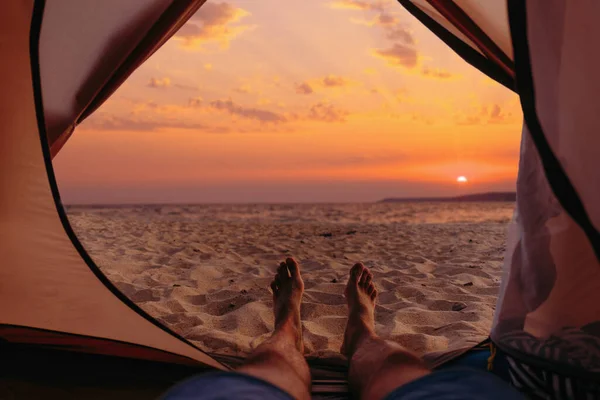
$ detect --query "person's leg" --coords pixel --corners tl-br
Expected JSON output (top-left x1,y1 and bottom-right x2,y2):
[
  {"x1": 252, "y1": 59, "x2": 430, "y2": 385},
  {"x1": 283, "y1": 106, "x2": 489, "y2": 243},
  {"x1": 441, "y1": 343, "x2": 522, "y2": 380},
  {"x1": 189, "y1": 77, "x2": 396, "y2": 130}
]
[
  {"x1": 237, "y1": 258, "x2": 311, "y2": 400},
  {"x1": 162, "y1": 258, "x2": 309, "y2": 400},
  {"x1": 342, "y1": 263, "x2": 430, "y2": 400}
]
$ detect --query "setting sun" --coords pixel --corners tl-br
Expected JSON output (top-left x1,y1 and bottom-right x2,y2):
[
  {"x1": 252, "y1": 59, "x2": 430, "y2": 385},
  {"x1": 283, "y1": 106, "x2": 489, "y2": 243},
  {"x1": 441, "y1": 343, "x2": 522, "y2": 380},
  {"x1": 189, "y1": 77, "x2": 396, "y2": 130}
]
[{"x1": 457, "y1": 176, "x2": 468, "y2": 183}]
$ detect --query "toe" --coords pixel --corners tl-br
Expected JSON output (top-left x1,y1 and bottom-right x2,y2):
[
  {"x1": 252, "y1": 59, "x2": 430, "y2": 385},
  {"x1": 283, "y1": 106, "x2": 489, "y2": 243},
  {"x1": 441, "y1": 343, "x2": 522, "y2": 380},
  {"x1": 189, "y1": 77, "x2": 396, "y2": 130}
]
[
  {"x1": 370, "y1": 289, "x2": 378, "y2": 301},
  {"x1": 270, "y1": 280, "x2": 279, "y2": 295},
  {"x1": 277, "y1": 262, "x2": 289, "y2": 280},
  {"x1": 367, "y1": 284, "x2": 374, "y2": 295},
  {"x1": 286, "y1": 258, "x2": 301, "y2": 279},
  {"x1": 359, "y1": 269, "x2": 371, "y2": 286},
  {"x1": 364, "y1": 273, "x2": 372, "y2": 287},
  {"x1": 349, "y1": 263, "x2": 365, "y2": 285}
]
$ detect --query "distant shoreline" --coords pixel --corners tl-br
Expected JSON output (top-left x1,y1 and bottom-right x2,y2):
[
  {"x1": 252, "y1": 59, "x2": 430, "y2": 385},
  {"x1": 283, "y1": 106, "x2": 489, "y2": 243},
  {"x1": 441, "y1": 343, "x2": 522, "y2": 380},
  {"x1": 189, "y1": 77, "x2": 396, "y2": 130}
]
[
  {"x1": 63, "y1": 192, "x2": 516, "y2": 208},
  {"x1": 378, "y1": 192, "x2": 516, "y2": 203}
]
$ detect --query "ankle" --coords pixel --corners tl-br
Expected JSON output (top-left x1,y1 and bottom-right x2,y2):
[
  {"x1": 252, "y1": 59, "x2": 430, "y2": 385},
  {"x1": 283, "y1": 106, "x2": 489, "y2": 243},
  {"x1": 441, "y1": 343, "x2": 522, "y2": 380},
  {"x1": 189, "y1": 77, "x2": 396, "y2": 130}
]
[
  {"x1": 349, "y1": 309, "x2": 375, "y2": 332},
  {"x1": 344, "y1": 322, "x2": 375, "y2": 357},
  {"x1": 275, "y1": 318, "x2": 301, "y2": 342}
]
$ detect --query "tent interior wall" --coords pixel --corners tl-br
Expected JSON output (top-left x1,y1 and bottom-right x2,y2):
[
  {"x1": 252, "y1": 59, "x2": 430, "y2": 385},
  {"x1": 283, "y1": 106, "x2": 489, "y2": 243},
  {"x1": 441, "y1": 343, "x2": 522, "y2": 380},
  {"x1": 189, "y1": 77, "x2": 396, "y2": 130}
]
[{"x1": 1, "y1": 0, "x2": 599, "y2": 398}]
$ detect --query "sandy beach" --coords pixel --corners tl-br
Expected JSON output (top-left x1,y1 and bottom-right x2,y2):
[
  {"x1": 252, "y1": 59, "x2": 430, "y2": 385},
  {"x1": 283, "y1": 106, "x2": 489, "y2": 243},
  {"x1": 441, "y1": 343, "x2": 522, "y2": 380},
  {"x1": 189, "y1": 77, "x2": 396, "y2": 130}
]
[{"x1": 66, "y1": 202, "x2": 513, "y2": 359}]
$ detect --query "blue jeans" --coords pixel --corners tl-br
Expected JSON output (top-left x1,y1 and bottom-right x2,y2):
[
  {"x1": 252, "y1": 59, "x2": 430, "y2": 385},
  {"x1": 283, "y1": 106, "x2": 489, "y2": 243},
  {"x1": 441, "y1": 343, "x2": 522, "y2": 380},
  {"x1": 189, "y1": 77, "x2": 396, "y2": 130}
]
[{"x1": 162, "y1": 367, "x2": 524, "y2": 400}]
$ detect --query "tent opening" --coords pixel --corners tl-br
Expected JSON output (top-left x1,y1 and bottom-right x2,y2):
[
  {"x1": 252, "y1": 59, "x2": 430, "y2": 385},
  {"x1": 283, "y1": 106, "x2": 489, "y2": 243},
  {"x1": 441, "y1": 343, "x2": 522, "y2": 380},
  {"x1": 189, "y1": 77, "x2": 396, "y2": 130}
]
[{"x1": 52, "y1": 0, "x2": 522, "y2": 362}]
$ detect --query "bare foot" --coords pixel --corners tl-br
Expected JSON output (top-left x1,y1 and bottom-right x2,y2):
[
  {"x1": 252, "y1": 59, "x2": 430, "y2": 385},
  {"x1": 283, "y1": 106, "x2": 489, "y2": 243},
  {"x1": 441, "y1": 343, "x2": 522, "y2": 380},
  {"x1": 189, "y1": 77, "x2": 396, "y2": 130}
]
[
  {"x1": 270, "y1": 258, "x2": 304, "y2": 352},
  {"x1": 341, "y1": 263, "x2": 377, "y2": 357}
]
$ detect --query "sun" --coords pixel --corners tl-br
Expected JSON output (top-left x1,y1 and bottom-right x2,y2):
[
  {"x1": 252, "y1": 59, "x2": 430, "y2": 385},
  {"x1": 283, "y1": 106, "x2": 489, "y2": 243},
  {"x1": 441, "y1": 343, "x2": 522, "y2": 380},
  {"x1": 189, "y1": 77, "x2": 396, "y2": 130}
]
[{"x1": 457, "y1": 176, "x2": 468, "y2": 183}]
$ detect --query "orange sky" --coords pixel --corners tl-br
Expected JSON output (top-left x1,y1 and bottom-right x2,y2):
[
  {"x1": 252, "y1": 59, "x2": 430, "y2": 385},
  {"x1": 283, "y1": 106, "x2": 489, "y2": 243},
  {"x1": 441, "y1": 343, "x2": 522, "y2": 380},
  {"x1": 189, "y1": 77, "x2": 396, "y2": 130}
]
[{"x1": 53, "y1": 0, "x2": 522, "y2": 204}]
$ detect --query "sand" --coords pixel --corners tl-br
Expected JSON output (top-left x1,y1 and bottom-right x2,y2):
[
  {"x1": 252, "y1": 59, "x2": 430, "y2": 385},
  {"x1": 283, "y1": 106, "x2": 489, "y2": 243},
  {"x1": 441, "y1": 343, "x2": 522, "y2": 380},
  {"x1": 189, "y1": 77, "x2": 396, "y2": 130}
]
[{"x1": 66, "y1": 202, "x2": 513, "y2": 359}]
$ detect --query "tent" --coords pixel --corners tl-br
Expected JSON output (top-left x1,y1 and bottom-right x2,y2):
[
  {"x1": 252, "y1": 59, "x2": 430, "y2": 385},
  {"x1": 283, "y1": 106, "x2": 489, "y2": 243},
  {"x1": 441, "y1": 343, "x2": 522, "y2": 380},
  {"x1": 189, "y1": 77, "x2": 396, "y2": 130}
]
[
  {"x1": 1, "y1": 0, "x2": 598, "y2": 398},
  {"x1": 397, "y1": 2, "x2": 600, "y2": 397}
]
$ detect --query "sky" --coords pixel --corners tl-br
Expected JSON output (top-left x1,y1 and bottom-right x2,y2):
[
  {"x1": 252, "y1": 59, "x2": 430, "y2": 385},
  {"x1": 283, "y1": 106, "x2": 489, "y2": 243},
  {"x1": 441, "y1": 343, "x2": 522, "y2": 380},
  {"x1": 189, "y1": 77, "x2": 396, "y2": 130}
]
[{"x1": 53, "y1": 0, "x2": 523, "y2": 204}]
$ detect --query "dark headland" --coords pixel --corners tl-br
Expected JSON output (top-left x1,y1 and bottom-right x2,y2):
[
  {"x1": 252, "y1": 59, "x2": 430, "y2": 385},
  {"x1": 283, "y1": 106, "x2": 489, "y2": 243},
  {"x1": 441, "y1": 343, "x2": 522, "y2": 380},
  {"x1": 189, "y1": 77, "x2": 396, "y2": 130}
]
[{"x1": 378, "y1": 191, "x2": 516, "y2": 203}]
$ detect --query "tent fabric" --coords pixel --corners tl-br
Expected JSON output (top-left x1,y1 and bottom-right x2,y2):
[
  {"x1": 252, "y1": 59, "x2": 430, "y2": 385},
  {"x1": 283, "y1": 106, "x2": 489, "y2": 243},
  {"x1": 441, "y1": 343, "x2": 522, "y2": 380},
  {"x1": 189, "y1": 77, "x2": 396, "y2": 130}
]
[
  {"x1": 418, "y1": 0, "x2": 513, "y2": 78},
  {"x1": 0, "y1": 0, "x2": 222, "y2": 371},
  {"x1": 450, "y1": 0, "x2": 513, "y2": 62},
  {"x1": 400, "y1": 0, "x2": 600, "y2": 381},
  {"x1": 490, "y1": 0, "x2": 600, "y2": 375},
  {"x1": 41, "y1": 0, "x2": 207, "y2": 158},
  {"x1": 511, "y1": 0, "x2": 600, "y2": 242},
  {"x1": 398, "y1": 0, "x2": 514, "y2": 90},
  {"x1": 402, "y1": 0, "x2": 484, "y2": 55},
  {"x1": 0, "y1": 325, "x2": 203, "y2": 365},
  {"x1": 492, "y1": 126, "x2": 600, "y2": 374}
]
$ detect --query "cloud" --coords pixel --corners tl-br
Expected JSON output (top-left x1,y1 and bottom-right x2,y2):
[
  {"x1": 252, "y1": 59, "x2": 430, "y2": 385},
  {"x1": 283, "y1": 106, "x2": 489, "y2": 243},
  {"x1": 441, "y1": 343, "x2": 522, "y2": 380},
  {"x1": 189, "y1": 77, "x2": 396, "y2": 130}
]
[
  {"x1": 175, "y1": 2, "x2": 253, "y2": 50},
  {"x1": 372, "y1": 47, "x2": 459, "y2": 80},
  {"x1": 329, "y1": 0, "x2": 422, "y2": 75},
  {"x1": 208, "y1": 99, "x2": 287, "y2": 123},
  {"x1": 328, "y1": 0, "x2": 385, "y2": 12},
  {"x1": 130, "y1": 100, "x2": 193, "y2": 116},
  {"x1": 233, "y1": 84, "x2": 253, "y2": 94},
  {"x1": 376, "y1": 13, "x2": 399, "y2": 26},
  {"x1": 420, "y1": 66, "x2": 457, "y2": 80},
  {"x1": 373, "y1": 43, "x2": 419, "y2": 68},
  {"x1": 329, "y1": 0, "x2": 414, "y2": 42},
  {"x1": 455, "y1": 114, "x2": 481, "y2": 126},
  {"x1": 349, "y1": 13, "x2": 401, "y2": 28},
  {"x1": 386, "y1": 27, "x2": 415, "y2": 44},
  {"x1": 308, "y1": 153, "x2": 405, "y2": 168},
  {"x1": 147, "y1": 77, "x2": 199, "y2": 91},
  {"x1": 322, "y1": 75, "x2": 349, "y2": 87},
  {"x1": 411, "y1": 113, "x2": 435, "y2": 125},
  {"x1": 188, "y1": 97, "x2": 204, "y2": 107},
  {"x1": 488, "y1": 104, "x2": 513, "y2": 124},
  {"x1": 187, "y1": 96, "x2": 349, "y2": 125},
  {"x1": 351, "y1": 13, "x2": 418, "y2": 55},
  {"x1": 147, "y1": 77, "x2": 171, "y2": 88},
  {"x1": 348, "y1": 11, "x2": 408, "y2": 34},
  {"x1": 455, "y1": 104, "x2": 517, "y2": 126},
  {"x1": 306, "y1": 102, "x2": 349, "y2": 123},
  {"x1": 173, "y1": 83, "x2": 200, "y2": 91},
  {"x1": 80, "y1": 112, "x2": 229, "y2": 133},
  {"x1": 191, "y1": 2, "x2": 244, "y2": 26},
  {"x1": 295, "y1": 75, "x2": 354, "y2": 95},
  {"x1": 295, "y1": 82, "x2": 314, "y2": 95}
]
